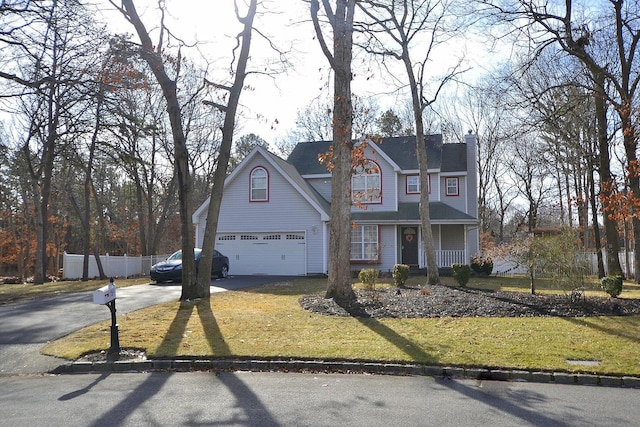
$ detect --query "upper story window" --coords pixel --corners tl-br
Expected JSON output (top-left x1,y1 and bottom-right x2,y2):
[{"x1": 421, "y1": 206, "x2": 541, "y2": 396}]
[
  {"x1": 352, "y1": 161, "x2": 381, "y2": 204},
  {"x1": 406, "y1": 174, "x2": 430, "y2": 194},
  {"x1": 446, "y1": 177, "x2": 459, "y2": 196},
  {"x1": 250, "y1": 167, "x2": 268, "y2": 201}
]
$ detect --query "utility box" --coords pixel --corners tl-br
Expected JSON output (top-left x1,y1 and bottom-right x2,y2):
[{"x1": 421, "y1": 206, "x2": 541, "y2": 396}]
[{"x1": 93, "y1": 282, "x2": 116, "y2": 305}]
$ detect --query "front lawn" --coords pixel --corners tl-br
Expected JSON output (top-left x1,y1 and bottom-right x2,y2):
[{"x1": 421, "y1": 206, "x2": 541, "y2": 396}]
[{"x1": 42, "y1": 275, "x2": 640, "y2": 376}]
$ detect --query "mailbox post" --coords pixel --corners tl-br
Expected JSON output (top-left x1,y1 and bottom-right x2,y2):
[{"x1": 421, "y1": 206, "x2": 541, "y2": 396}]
[{"x1": 93, "y1": 277, "x2": 120, "y2": 360}]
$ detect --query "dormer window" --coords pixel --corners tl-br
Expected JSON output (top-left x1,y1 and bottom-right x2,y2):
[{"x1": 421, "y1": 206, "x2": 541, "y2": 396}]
[
  {"x1": 352, "y1": 160, "x2": 381, "y2": 204},
  {"x1": 250, "y1": 167, "x2": 268, "y2": 201}
]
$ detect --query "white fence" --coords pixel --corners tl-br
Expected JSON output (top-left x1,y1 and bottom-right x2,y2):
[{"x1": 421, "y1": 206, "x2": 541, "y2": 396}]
[
  {"x1": 493, "y1": 251, "x2": 636, "y2": 277},
  {"x1": 62, "y1": 252, "x2": 169, "y2": 280}
]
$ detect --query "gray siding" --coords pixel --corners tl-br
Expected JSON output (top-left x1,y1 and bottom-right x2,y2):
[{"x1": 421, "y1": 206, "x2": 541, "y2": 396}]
[
  {"x1": 351, "y1": 146, "x2": 397, "y2": 213},
  {"x1": 440, "y1": 175, "x2": 467, "y2": 213},
  {"x1": 305, "y1": 177, "x2": 331, "y2": 202},
  {"x1": 198, "y1": 153, "x2": 326, "y2": 274},
  {"x1": 398, "y1": 173, "x2": 439, "y2": 203}
]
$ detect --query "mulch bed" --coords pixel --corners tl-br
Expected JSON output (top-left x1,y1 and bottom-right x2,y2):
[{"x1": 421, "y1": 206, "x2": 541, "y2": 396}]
[{"x1": 299, "y1": 285, "x2": 640, "y2": 318}]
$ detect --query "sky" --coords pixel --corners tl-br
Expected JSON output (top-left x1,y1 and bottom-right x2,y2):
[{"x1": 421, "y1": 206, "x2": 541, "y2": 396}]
[{"x1": 98, "y1": 1, "x2": 504, "y2": 147}]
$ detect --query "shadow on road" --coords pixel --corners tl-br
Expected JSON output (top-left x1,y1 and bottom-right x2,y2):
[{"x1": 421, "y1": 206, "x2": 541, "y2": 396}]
[
  {"x1": 437, "y1": 378, "x2": 577, "y2": 427},
  {"x1": 64, "y1": 299, "x2": 281, "y2": 426},
  {"x1": 58, "y1": 373, "x2": 110, "y2": 401}
]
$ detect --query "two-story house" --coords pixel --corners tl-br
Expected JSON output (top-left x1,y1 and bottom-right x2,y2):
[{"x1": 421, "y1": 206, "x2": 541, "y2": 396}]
[{"x1": 192, "y1": 133, "x2": 479, "y2": 276}]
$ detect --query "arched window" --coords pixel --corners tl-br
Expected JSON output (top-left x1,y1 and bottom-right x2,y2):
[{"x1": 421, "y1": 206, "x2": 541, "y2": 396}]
[
  {"x1": 250, "y1": 167, "x2": 268, "y2": 201},
  {"x1": 352, "y1": 160, "x2": 381, "y2": 203}
]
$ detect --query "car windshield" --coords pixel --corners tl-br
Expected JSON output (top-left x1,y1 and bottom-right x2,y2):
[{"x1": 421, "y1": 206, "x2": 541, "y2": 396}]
[{"x1": 166, "y1": 249, "x2": 202, "y2": 261}]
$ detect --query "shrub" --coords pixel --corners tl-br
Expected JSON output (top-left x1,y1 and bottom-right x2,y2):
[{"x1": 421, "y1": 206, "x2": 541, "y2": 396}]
[
  {"x1": 452, "y1": 263, "x2": 471, "y2": 287},
  {"x1": 392, "y1": 264, "x2": 410, "y2": 287},
  {"x1": 358, "y1": 268, "x2": 378, "y2": 291},
  {"x1": 471, "y1": 255, "x2": 494, "y2": 276},
  {"x1": 601, "y1": 275, "x2": 623, "y2": 298}
]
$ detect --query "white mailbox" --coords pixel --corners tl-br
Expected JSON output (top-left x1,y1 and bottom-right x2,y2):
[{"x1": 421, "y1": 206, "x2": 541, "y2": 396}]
[{"x1": 93, "y1": 282, "x2": 116, "y2": 305}]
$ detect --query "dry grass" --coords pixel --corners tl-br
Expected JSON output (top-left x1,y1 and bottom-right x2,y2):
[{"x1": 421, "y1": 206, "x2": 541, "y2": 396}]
[
  {"x1": 0, "y1": 277, "x2": 150, "y2": 304},
  {"x1": 42, "y1": 275, "x2": 640, "y2": 376}
]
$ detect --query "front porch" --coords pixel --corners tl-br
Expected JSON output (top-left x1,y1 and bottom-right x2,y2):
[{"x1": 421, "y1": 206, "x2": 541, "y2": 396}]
[
  {"x1": 433, "y1": 250, "x2": 467, "y2": 268},
  {"x1": 407, "y1": 250, "x2": 466, "y2": 276}
]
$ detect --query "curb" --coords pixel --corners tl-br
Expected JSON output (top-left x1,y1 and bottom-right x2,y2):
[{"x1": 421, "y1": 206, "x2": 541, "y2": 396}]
[{"x1": 51, "y1": 359, "x2": 640, "y2": 388}]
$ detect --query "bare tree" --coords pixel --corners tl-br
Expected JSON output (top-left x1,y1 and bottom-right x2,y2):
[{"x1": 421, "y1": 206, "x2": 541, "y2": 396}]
[
  {"x1": 356, "y1": 0, "x2": 467, "y2": 284},
  {"x1": 0, "y1": 1, "x2": 104, "y2": 283},
  {"x1": 479, "y1": 0, "x2": 633, "y2": 276},
  {"x1": 311, "y1": 0, "x2": 357, "y2": 302},
  {"x1": 111, "y1": 0, "x2": 198, "y2": 299},
  {"x1": 448, "y1": 79, "x2": 515, "y2": 239},
  {"x1": 98, "y1": 38, "x2": 180, "y2": 257},
  {"x1": 198, "y1": 0, "x2": 258, "y2": 298}
]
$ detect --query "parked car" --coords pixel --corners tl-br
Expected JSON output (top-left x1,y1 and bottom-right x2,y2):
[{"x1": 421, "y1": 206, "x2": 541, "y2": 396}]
[{"x1": 150, "y1": 248, "x2": 229, "y2": 283}]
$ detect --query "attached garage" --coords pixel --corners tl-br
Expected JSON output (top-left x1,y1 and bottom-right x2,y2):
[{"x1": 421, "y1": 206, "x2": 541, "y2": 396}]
[{"x1": 215, "y1": 232, "x2": 307, "y2": 276}]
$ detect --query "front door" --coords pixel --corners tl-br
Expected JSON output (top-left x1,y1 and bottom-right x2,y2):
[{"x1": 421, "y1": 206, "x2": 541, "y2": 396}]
[{"x1": 401, "y1": 227, "x2": 418, "y2": 266}]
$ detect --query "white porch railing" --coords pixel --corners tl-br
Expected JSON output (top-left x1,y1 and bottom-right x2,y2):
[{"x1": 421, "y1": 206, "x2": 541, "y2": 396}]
[{"x1": 427, "y1": 250, "x2": 466, "y2": 268}]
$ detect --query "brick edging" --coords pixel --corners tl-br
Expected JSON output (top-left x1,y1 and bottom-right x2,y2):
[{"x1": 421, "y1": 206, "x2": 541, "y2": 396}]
[{"x1": 51, "y1": 359, "x2": 640, "y2": 388}]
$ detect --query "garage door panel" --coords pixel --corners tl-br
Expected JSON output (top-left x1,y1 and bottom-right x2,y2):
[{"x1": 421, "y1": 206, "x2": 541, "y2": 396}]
[{"x1": 216, "y1": 232, "x2": 306, "y2": 275}]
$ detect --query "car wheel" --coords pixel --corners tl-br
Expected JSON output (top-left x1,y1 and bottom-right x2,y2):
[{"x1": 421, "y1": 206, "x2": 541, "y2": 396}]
[{"x1": 218, "y1": 265, "x2": 229, "y2": 279}]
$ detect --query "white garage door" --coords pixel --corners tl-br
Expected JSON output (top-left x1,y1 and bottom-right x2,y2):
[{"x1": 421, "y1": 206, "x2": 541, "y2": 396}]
[{"x1": 215, "y1": 232, "x2": 306, "y2": 275}]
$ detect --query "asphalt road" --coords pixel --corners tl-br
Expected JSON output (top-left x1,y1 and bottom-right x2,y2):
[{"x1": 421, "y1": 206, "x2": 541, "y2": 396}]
[
  {"x1": 0, "y1": 275, "x2": 294, "y2": 375},
  {"x1": 2, "y1": 276, "x2": 640, "y2": 426},
  {"x1": 1, "y1": 371, "x2": 640, "y2": 426}
]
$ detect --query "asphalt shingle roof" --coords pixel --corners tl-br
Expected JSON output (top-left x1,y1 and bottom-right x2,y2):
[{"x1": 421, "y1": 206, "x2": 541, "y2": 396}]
[
  {"x1": 261, "y1": 149, "x2": 331, "y2": 215},
  {"x1": 351, "y1": 202, "x2": 476, "y2": 223},
  {"x1": 286, "y1": 135, "x2": 466, "y2": 175}
]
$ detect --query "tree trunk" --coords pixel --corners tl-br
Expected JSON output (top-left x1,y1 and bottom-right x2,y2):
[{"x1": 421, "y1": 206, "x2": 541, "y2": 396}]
[
  {"x1": 197, "y1": 0, "x2": 257, "y2": 298},
  {"x1": 120, "y1": 0, "x2": 196, "y2": 299},
  {"x1": 587, "y1": 141, "x2": 605, "y2": 278},
  {"x1": 593, "y1": 72, "x2": 623, "y2": 277},
  {"x1": 311, "y1": 0, "x2": 357, "y2": 303},
  {"x1": 402, "y1": 48, "x2": 440, "y2": 285}
]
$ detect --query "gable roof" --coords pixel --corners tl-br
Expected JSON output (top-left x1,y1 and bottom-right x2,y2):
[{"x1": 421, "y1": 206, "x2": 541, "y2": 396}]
[
  {"x1": 192, "y1": 145, "x2": 330, "y2": 223},
  {"x1": 286, "y1": 134, "x2": 466, "y2": 175}
]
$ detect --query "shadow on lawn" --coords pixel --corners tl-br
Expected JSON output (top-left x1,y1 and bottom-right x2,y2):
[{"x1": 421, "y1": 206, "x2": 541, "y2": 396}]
[
  {"x1": 562, "y1": 315, "x2": 640, "y2": 344},
  {"x1": 336, "y1": 299, "x2": 441, "y2": 364}
]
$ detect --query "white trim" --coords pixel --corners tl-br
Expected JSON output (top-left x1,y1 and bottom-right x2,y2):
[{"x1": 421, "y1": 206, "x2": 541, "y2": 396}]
[
  {"x1": 301, "y1": 173, "x2": 332, "y2": 179},
  {"x1": 402, "y1": 168, "x2": 440, "y2": 175},
  {"x1": 323, "y1": 222, "x2": 328, "y2": 274},
  {"x1": 394, "y1": 225, "x2": 399, "y2": 266},
  {"x1": 419, "y1": 226, "x2": 423, "y2": 268}
]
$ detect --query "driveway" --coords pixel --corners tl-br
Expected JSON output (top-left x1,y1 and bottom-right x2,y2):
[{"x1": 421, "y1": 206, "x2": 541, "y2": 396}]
[{"x1": 0, "y1": 276, "x2": 296, "y2": 375}]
